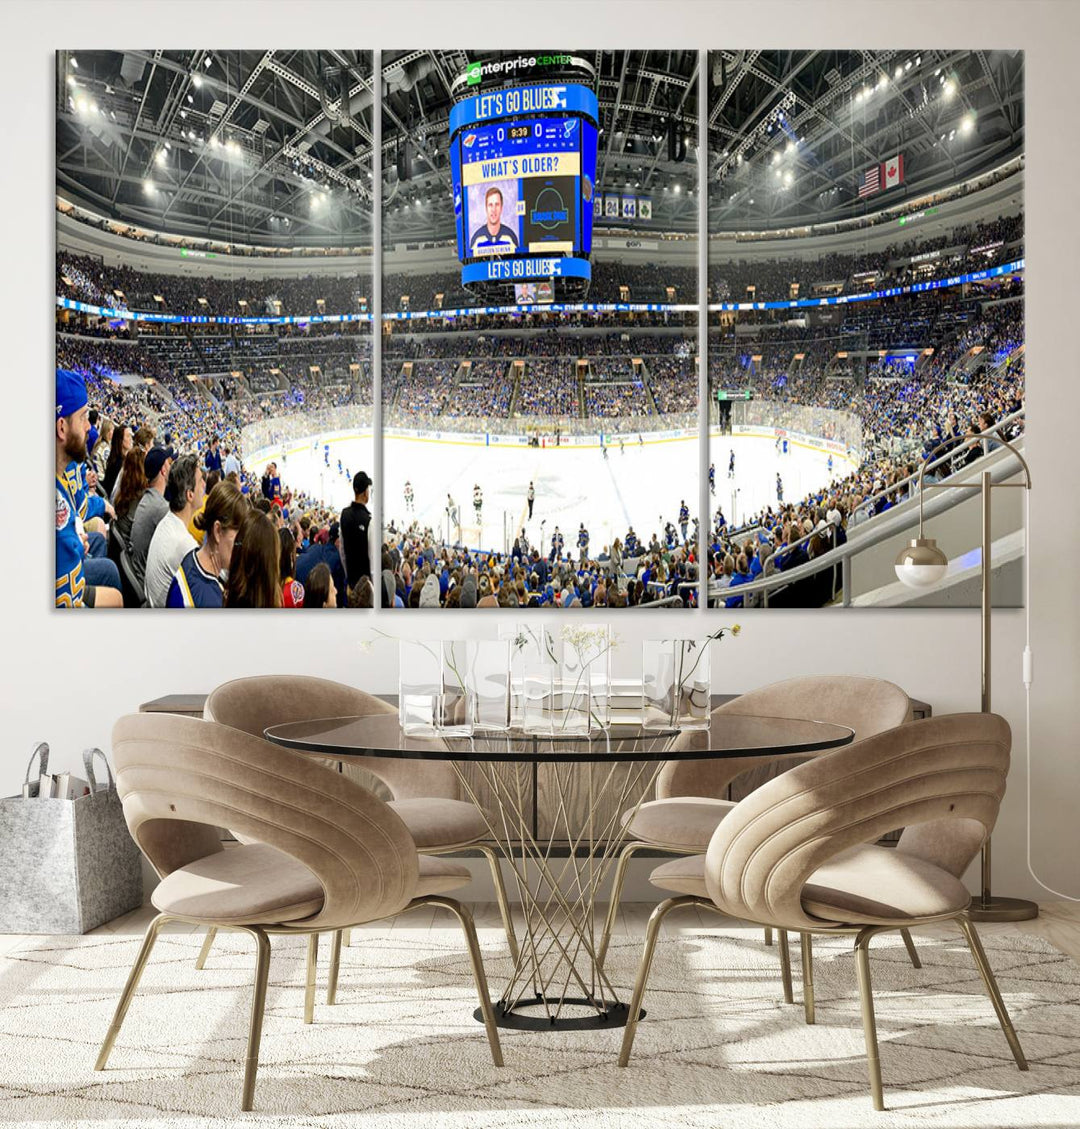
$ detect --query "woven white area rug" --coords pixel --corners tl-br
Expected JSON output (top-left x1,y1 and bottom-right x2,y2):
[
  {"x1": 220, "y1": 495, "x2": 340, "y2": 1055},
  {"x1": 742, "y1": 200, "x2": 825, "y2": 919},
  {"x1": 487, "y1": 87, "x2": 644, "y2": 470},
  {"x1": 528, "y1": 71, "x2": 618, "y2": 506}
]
[{"x1": 0, "y1": 924, "x2": 1078, "y2": 1128}]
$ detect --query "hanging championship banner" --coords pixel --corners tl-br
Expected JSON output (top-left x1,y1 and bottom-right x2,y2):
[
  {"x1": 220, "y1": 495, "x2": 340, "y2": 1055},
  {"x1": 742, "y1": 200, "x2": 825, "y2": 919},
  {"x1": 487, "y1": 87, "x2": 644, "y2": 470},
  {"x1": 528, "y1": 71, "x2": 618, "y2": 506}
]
[
  {"x1": 604, "y1": 194, "x2": 619, "y2": 217},
  {"x1": 638, "y1": 197, "x2": 652, "y2": 220},
  {"x1": 621, "y1": 196, "x2": 636, "y2": 218}
]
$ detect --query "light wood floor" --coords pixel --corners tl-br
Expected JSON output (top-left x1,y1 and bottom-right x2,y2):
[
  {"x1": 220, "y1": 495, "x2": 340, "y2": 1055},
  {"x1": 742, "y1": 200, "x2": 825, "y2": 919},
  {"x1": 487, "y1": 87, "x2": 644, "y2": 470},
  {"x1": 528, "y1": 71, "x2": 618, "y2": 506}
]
[{"x1": 2, "y1": 899, "x2": 1079, "y2": 963}]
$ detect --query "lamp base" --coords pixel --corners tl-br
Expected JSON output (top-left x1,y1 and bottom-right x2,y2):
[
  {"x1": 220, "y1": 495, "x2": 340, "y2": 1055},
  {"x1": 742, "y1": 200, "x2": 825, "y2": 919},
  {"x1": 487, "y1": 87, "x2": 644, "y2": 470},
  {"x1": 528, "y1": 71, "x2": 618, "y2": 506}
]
[{"x1": 969, "y1": 896, "x2": 1039, "y2": 923}]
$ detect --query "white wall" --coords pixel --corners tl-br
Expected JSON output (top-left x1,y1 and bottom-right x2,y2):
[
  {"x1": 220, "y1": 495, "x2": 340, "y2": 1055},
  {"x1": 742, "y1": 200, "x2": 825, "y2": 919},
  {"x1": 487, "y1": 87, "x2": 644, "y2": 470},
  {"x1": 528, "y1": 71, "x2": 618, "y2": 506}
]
[{"x1": 4, "y1": 1, "x2": 1078, "y2": 905}]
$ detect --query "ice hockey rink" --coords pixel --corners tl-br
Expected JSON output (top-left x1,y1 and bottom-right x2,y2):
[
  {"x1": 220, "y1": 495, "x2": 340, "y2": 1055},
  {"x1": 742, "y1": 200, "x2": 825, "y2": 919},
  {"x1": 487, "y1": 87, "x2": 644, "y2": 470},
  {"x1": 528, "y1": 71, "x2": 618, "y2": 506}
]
[{"x1": 248, "y1": 425, "x2": 850, "y2": 553}]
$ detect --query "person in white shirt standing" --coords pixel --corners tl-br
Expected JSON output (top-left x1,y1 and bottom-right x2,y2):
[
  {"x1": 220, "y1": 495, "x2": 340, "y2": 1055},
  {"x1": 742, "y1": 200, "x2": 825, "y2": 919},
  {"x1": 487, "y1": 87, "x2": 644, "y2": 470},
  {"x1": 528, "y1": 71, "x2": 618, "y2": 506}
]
[
  {"x1": 223, "y1": 445, "x2": 242, "y2": 480},
  {"x1": 144, "y1": 454, "x2": 206, "y2": 607}
]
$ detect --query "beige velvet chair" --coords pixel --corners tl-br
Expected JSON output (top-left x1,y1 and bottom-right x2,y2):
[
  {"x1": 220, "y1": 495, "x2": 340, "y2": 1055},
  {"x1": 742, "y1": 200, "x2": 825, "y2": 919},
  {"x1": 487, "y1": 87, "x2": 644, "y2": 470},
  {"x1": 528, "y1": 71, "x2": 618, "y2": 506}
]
[
  {"x1": 96, "y1": 713, "x2": 502, "y2": 1112},
  {"x1": 617, "y1": 712, "x2": 1027, "y2": 1111},
  {"x1": 599, "y1": 675, "x2": 916, "y2": 1011},
  {"x1": 199, "y1": 675, "x2": 518, "y2": 1004}
]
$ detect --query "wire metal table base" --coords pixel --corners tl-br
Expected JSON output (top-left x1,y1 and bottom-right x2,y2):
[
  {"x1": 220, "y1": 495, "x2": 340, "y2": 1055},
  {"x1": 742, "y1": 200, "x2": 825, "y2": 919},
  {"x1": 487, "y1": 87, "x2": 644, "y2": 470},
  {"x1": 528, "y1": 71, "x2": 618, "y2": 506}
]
[{"x1": 450, "y1": 733, "x2": 673, "y2": 1031}]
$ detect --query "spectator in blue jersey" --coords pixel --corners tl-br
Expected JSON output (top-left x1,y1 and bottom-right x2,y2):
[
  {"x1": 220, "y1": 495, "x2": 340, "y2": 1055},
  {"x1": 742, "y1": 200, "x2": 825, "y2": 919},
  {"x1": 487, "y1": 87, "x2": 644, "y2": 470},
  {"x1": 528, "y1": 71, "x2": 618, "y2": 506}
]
[
  {"x1": 295, "y1": 520, "x2": 347, "y2": 607},
  {"x1": 725, "y1": 553, "x2": 754, "y2": 608},
  {"x1": 86, "y1": 409, "x2": 99, "y2": 457},
  {"x1": 64, "y1": 458, "x2": 121, "y2": 597},
  {"x1": 204, "y1": 435, "x2": 223, "y2": 475},
  {"x1": 578, "y1": 524, "x2": 589, "y2": 565},
  {"x1": 54, "y1": 369, "x2": 122, "y2": 608},
  {"x1": 166, "y1": 480, "x2": 246, "y2": 608}
]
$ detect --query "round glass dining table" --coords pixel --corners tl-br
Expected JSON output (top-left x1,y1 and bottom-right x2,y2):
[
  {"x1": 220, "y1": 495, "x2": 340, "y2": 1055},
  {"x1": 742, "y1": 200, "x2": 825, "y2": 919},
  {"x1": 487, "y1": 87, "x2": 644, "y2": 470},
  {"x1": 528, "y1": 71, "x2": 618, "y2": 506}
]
[{"x1": 265, "y1": 712, "x2": 854, "y2": 1032}]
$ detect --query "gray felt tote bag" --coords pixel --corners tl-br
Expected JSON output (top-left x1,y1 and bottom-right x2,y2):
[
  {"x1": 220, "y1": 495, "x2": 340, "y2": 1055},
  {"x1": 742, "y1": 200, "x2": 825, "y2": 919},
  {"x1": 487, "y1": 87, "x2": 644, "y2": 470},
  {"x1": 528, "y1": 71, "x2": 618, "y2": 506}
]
[{"x1": 0, "y1": 744, "x2": 143, "y2": 933}]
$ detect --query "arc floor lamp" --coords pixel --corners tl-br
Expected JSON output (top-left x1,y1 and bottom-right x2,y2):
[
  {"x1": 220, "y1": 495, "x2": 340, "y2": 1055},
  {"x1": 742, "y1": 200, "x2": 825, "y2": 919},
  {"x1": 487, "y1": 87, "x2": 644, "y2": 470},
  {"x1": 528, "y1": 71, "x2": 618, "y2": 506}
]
[{"x1": 894, "y1": 427, "x2": 1038, "y2": 923}]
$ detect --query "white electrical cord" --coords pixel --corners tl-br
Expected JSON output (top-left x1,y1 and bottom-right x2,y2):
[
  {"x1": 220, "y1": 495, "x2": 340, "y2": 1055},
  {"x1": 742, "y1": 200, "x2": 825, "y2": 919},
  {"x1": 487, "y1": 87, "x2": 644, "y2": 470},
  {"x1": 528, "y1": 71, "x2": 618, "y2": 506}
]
[{"x1": 1023, "y1": 485, "x2": 1079, "y2": 901}]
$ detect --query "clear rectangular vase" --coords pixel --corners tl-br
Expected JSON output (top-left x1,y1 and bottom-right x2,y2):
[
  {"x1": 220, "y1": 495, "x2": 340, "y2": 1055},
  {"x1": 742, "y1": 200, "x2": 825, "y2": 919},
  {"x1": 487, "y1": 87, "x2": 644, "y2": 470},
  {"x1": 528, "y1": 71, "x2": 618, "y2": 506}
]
[
  {"x1": 398, "y1": 640, "x2": 474, "y2": 737},
  {"x1": 521, "y1": 661, "x2": 592, "y2": 736},
  {"x1": 642, "y1": 639, "x2": 712, "y2": 731},
  {"x1": 543, "y1": 624, "x2": 611, "y2": 731},
  {"x1": 438, "y1": 640, "x2": 475, "y2": 737},
  {"x1": 468, "y1": 639, "x2": 511, "y2": 732},
  {"x1": 398, "y1": 639, "x2": 442, "y2": 735},
  {"x1": 500, "y1": 623, "x2": 547, "y2": 726}
]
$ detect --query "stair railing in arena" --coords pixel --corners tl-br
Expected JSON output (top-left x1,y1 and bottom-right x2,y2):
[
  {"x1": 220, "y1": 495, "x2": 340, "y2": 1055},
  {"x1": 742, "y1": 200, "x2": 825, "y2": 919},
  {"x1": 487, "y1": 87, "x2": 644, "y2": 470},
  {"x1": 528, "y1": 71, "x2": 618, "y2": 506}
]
[
  {"x1": 751, "y1": 407, "x2": 1024, "y2": 580},
  {"x1": 708, "y1": 409, "x2": 1026, "y2": 609}
]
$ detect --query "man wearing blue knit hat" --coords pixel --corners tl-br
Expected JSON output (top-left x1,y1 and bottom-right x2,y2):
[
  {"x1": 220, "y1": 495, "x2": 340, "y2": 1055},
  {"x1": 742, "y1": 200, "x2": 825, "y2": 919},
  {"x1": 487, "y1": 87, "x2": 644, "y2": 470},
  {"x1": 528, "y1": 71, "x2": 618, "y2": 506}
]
[{"x1": 55, "y1": 369, "x2": 122, "y2": 608}]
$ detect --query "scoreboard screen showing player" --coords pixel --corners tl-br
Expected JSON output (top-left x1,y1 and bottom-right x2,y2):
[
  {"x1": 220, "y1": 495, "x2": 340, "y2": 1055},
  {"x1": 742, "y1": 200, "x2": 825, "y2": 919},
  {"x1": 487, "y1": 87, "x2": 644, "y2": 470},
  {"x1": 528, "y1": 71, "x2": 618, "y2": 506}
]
[
  {"x1": 461, "y1": 118, "x2": 581, "y2": 256},
  {"x1": 449, "y1": 82, "x2": 599, "y2": 292}
]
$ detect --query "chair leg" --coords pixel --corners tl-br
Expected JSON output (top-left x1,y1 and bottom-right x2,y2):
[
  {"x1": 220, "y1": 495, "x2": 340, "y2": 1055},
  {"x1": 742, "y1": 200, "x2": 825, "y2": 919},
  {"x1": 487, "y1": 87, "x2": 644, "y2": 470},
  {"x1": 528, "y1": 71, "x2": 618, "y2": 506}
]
[
  {"x1": 342, "y1": 928, "x2": 352, "y2": 948},
  {"x1": 598, "y1": 841, "x2": 650, "y2": 971},
  {"x1": 956, "y1": 913, "x2": 1028, "y2": 1071},
  {"x1": 476, "y1": 843, "x2": 519, "y2": 963},
  {"x1": 900, "y1": 927, "x2": 922, "y2": 969},
  {"x1": 421, "y1": 896, "x2": 503, "y2": 1067},
  {"x1": 854, "y1": 927, "x2": 885, "y2": 1111},
  {"x1": 778, "y1": 929, "x2": 794, "y2": 1005},
  {"x1": 95, "y1": 912, "x2": 168, "y2": 1070},
  {"x1": 800, "y1": 932, "x2": 815, "y2": 1024},
  {"x1": 239, "y1": 927, "x2": 272, "y2": 1112},
  {"x1": 764, "y1": 926, "x2": 773, "y2": 946},
  {"x1": 304, "y1": 933, "x2": 319, "y2": 1024},
  {"x1": 326, "y1": 929, "x2": 343, "y2": 1005},
  {"x1": 618, "y1": 895, "x2": 697, "y2": 1067},
  {"x1": 195, "y1": 926, "x2": 217, "y2": 970}
]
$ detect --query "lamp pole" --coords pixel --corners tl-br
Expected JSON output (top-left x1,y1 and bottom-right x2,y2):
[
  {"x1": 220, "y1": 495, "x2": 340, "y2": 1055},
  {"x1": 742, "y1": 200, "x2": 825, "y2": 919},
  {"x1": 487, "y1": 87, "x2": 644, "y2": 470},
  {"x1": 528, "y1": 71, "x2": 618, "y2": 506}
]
[{"x1": 902, "y1": 430, "x2": 1037, "y2": 923}]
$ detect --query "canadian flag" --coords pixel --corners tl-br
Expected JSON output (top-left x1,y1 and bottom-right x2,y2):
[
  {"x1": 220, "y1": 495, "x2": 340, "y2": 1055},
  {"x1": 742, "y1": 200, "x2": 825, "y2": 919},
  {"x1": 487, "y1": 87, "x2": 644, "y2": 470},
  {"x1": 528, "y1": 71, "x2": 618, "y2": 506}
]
[{"x1": 883, "y1": 153, "x2": 904, "y2": 189}]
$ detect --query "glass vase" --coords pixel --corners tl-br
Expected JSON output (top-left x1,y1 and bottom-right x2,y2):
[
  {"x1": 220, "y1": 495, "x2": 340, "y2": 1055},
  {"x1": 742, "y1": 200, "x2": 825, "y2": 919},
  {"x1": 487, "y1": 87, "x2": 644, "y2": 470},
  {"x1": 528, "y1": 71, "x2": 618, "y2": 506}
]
[
  {"x1": 439, "y1": 639, "x2": 475, "y2": 737},
  {"x1": 398, "y1": 639, "x2": 442, "y2": 735},
  {"x1": 521, "y1": 662, "x2": 557, "y2": 735},
  {"x1": 521, "y1": 661, "x2": 592, "y2": 736},
  {"x1": 468, "y1": 639, "x2": 511, "y2": 732},
  {"x1": 543, "y1": 624, "x2": 612, "y2": 731},
  {"x1": 642, "y1": 639, "x2": 712, "y2": 731},
  {"x1": 398, "y1": 640, "x2": 474, "y2": 736},
  {"x1": 500, "y1": 623, "x2": 547, "y2": 726}
]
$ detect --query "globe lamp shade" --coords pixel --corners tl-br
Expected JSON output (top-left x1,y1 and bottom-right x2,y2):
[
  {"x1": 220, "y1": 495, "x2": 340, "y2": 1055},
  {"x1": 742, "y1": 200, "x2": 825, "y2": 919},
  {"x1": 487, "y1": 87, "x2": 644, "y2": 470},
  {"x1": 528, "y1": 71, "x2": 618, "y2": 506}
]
[{"x1": 894, "y1": 538, "x2": 949, "y2": 587}]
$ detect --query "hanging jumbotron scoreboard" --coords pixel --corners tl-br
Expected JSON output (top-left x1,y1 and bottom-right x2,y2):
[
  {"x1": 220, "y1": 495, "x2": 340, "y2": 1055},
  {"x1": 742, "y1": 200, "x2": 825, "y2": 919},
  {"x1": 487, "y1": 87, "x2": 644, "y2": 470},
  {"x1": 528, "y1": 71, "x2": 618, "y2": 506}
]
[{"x1": 448, "y1": 54, "x2": 599, "y2": 302}]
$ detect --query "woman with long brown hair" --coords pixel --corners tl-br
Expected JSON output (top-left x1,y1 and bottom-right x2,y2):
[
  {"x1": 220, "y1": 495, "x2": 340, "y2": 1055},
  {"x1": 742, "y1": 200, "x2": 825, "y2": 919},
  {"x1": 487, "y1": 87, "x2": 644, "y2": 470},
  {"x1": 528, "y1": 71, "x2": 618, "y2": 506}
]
[
  {"x1": 111, "y1": 447, "x2": 148, "y2": 546},
  {"x1": 224, "y1": 511, "x2": 282, "y2": 608},
  {"x1": 103, "y1": 425, "x2": 132, "y2": 498}
]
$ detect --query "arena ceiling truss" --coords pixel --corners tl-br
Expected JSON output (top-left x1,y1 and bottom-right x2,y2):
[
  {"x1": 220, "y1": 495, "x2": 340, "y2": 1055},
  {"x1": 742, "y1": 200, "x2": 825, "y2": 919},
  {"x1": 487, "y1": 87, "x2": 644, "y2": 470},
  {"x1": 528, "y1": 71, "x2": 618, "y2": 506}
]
[
  {"x1": 56, "y1": 50, "x2": 374, "y2": 248},
  {"x1": 707, "y1": 49, "x2": 1023, "y2": 228},
  {"x1": 56, "y1": 49, "x2": 1022, "y2": 249}
]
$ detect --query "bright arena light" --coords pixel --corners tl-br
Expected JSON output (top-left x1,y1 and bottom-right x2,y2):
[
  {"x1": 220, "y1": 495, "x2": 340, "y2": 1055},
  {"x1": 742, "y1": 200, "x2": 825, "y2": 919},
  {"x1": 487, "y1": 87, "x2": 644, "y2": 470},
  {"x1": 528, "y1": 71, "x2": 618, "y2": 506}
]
[
  {"x1": 943, "y1": 78, "x2": 957, "y2": 99},
  {"x1": 960, "y1": 114, "x2": 974, "y2": 134}
]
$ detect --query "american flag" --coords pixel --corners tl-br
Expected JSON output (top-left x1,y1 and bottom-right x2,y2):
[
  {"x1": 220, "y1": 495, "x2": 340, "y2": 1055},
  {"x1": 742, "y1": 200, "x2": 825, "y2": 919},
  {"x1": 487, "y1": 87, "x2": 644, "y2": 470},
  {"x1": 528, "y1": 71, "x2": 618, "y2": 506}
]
[{"x1": 857, "y1": 163, "x2": 882, "y2": 198}]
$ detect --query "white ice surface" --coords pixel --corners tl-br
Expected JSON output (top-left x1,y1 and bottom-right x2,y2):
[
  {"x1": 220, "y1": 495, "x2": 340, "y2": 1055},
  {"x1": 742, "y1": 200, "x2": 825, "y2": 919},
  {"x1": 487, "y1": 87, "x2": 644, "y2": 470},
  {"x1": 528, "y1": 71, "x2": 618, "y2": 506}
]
[{"x1": 248, "y1": 427, "x2": 845, "y2": 553}]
